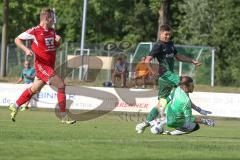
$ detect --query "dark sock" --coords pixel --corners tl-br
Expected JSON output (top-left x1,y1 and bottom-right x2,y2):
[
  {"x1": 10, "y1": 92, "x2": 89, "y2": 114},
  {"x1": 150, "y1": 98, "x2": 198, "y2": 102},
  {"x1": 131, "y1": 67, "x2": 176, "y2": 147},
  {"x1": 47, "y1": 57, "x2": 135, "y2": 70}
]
[{"x1": 146, "y1": 107, "x2": 159, "y2": 122}]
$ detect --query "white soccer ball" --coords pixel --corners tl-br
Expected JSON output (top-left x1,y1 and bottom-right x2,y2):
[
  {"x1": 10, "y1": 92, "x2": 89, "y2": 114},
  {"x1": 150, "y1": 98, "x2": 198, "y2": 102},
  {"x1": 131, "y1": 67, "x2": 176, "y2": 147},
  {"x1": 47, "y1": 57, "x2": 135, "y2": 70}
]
[{"x1": 150, "y1": 119, "x2": 164, "y2": 134}]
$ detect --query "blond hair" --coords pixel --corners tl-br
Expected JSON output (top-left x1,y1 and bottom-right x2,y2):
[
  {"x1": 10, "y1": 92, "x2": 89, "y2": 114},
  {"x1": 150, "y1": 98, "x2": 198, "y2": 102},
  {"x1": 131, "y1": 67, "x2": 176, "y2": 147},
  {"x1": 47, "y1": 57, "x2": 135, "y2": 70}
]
[{"x1": 40, "y1": 8, "x2": 53, "y2": 20}]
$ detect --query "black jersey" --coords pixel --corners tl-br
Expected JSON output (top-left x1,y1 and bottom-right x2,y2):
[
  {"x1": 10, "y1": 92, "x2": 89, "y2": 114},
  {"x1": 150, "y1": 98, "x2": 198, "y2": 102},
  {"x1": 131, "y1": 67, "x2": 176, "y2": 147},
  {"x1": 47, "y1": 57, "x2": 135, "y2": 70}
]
[{"x1": 149, "y1": 41, "x2": 177, "y2": 75}]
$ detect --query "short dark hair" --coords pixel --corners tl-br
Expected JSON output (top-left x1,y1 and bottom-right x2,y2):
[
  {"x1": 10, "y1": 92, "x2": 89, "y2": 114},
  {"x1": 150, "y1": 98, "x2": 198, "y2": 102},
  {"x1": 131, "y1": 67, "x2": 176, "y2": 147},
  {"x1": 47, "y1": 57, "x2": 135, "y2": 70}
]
[
  {"x1": 160, "y1": 24, "x2": 172, "y2": 32},
  {"x1": 117, "y1": 57, "x2": 122, "y2": 61},
  {"x1": 179, "y1": 76, "x2": 193, "y2": 86}
]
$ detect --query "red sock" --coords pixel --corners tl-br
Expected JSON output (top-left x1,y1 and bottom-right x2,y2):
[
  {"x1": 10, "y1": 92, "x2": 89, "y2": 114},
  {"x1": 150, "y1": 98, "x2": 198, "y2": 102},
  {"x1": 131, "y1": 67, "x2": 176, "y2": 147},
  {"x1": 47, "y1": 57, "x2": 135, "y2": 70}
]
[
  {"x1": 16, "y1": 88, "x2": 34, "y2": 106},
  {"x1": 57, "y1": 88, "x2": 66, "y2": 112}
]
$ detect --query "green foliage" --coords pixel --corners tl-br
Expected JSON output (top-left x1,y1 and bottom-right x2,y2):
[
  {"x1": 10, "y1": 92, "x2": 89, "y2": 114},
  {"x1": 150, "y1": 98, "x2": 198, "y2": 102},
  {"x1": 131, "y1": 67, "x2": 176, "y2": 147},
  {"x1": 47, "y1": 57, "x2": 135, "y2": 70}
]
[
  {"x1": 50, "y1": 0, "x2": 83, "y2": 42},
  {"x1": 8, "y1": 1, "x2": 49, "y2": 42},
  {"x1": 149, "y1": 0, "x2": 162, "y2": 13},
  {"x1": 211, "y1": 0, "x2": 240, "y2": 86},
  {"x1": 1, "y1": 0, "x2": 240, "y2": 86},
  {"x1": 174, "y1": 0, "x2": 240, "y2": 86},
  {"x1": 0, "y1": 3, "x2": 2, "y2": 33}
]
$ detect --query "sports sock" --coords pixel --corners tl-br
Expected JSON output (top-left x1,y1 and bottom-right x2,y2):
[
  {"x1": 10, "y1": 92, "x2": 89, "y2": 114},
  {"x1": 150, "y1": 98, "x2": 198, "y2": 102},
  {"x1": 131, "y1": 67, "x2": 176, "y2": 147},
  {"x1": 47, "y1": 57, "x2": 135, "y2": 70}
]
[
  {"x1": 146, "y1": 107, "x2": 159, "y2": 122},
  {"x1": 60, "y1": 112, "x2": 67, "y2": 119},
  {"x1": 16, "y1": 88, "x2": 34, "y2": 107},
  {"x1": 15, "y1": 103, "x2": 19, "y2": 107},
  {"x1": 57, "y1": 88, "x2": 66, "y2": 113},
  {"x1": 159, "y1": 98, "x2": 167, "y2": 118}
]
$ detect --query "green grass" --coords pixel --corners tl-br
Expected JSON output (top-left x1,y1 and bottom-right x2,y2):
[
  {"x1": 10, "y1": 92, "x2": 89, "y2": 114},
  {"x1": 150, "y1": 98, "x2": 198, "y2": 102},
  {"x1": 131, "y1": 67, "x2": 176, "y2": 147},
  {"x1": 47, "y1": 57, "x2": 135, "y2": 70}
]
[{"x1": 0, "y1": 107, "x2": 240, "y2": 160}]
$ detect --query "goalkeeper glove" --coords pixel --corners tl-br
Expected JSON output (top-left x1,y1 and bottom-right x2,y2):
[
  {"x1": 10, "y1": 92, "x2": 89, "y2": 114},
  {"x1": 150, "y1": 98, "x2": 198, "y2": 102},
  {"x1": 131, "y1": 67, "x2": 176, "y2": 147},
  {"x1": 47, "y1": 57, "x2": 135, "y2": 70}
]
[
  {"x1": 195, "y1": 106, "x2": 212, "y2": 115},
  {"x1": 200, "y1": 118, "x2": 215, "y2": 127}
]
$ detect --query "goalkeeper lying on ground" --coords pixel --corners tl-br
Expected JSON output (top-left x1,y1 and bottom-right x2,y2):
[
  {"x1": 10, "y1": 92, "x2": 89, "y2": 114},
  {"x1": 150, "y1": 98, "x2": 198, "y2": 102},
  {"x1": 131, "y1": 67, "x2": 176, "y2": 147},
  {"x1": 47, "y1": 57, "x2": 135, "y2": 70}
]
[
  {"x1": 162, "y1": 76, "x2": 215, "y2": 135},
  {"x1": 136, "y1": 76, "x2": 215, "y2": 134},
  {"x1": 165, "y1": 76, "x2": 215, "y2": 135}
]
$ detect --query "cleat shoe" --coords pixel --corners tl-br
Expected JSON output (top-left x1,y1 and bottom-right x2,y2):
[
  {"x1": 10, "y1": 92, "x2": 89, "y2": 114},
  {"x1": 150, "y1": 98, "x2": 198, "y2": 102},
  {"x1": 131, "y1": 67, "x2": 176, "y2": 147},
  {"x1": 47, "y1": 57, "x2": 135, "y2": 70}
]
[
  {"x1": 162, "y1": 130, "x2": 171, "y2": 135},
  {"x1": 61, "y1": 115, "x2": 76, "y2": 124},
  {"x1": 135, "y1": 122, "x2": 149, "y2": 133},
  {"x1": 20, "y1": 106, "x2": 29, "y2": 111},
  {"x1": 8, "y1": 104, "x2": 18, "y2": 122},
  {"x1": 62, "y1": 119, "x2": 76, "y2": 124},
  {"x1": 169, "y1": 130, "x2": 187, "y2": 135},
  {"x1": 10, "y1": 112, "x2": 16, "y2": 122}
]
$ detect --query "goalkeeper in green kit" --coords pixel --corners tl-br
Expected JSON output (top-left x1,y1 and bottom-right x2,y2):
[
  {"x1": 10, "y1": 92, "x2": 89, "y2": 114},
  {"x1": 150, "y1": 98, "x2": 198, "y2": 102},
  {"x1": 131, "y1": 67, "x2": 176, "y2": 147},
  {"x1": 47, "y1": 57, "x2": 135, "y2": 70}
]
[
  {"x1": 163, "y1": 76, "x2": 215, "y2": 135},
  {"x1": 136, "y1": 24, "x2": 212, "y2": 133}
]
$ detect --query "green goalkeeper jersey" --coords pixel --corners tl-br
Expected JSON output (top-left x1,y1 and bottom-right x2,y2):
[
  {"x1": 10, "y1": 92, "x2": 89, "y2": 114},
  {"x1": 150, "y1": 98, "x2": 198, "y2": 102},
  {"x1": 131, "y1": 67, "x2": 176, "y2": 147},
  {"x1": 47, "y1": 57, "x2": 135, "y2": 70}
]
[{"x1": 166, "y1": 86, "x2": 196, "y2": 128}]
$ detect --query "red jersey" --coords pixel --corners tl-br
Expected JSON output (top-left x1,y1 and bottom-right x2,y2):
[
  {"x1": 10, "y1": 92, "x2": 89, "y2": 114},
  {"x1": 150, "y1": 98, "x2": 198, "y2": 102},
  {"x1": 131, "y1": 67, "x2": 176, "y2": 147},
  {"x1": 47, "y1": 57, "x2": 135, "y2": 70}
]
[{"x1": 18, "y1": 25, "x2": 58, "y2": 68}]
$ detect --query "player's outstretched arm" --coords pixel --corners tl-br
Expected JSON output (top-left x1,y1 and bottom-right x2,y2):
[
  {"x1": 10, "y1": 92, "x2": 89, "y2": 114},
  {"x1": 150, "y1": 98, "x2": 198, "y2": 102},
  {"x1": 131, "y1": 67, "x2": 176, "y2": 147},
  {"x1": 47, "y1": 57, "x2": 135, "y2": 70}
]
[
  {"x1": 191, "y1": 101, "x2": 212, "y2": 115},
  {"x1": 175, "y1": 54, "x2": 201, "y2": 67}
]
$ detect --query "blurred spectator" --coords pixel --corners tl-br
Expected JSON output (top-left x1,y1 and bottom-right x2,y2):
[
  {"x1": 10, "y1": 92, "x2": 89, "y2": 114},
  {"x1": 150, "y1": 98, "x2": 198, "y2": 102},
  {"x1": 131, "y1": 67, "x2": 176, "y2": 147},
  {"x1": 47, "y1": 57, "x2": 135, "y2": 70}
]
[
  {"x1": 17, "y1": 60, "x2": 35, "y2": 111},
  {"x1": 17, "y1": 60, "x2": 35, "y2": 84},
  {"x1": 134, "y1": 56, "x2": 149, "y2": 88},
  {"x1": 112, "y1": 57, "x2": 127, "y2": 87}
]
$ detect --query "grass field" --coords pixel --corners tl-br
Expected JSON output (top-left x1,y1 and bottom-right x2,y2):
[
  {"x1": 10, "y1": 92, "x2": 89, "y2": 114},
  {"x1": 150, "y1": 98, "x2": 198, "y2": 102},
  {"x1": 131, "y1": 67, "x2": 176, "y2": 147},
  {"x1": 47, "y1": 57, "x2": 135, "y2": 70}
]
[{"x1": 0, "y1": 107, "x2": 240, "y2": 160}]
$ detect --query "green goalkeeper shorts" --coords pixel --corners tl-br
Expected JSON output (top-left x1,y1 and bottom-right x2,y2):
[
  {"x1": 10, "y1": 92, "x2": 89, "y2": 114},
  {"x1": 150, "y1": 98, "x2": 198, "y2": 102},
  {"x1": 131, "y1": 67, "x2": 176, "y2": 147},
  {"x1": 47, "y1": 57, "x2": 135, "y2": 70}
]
[
  {"x1": 158, "y1": 71, "x2": 180, "y2": 99},
  {"x1": 166, "y1": 110, "x2": 196, "y2": 129}
]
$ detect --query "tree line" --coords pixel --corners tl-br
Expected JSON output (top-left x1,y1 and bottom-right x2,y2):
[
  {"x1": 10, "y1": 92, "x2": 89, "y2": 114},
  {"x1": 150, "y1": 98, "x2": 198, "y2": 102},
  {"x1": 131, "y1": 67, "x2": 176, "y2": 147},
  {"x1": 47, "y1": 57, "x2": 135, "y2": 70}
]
[{"x1": 0, "y1": 0, "x2": 240, "y2": 86}]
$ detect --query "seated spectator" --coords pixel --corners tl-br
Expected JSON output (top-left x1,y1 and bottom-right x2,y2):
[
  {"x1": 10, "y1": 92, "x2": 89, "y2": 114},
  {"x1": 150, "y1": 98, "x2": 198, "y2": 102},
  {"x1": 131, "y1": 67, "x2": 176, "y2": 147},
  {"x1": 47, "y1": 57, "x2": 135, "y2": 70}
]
[
  {"x1": 112, "y1": 57, "x2": 127, "y2": 88},
  {"x1": 16, "y1": 60, "x2": 36, "y2": 111},
  {"x1": 134, "y1": 56, "x2": 149, "y2": 88},
  {"x1": 17, "y1": 60, "x2": 35, "y2": 84}
]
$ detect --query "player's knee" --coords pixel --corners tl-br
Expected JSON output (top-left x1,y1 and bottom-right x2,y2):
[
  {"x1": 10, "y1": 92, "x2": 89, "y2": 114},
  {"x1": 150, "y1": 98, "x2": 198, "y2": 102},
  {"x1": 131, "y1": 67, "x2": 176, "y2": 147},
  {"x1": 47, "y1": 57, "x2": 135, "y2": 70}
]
[
  {"x1": 58, "y1": 81, "x2": 65, "y2": 89},
  {"x1": 31, "y1": 89, "x2": 40, "y2": 94},
  {"x1": 30, "y1": 87, "x2": 40, "y2": 94},
  {"x1": 156, "y1": 98, "x2": 167, "y2": 109}
]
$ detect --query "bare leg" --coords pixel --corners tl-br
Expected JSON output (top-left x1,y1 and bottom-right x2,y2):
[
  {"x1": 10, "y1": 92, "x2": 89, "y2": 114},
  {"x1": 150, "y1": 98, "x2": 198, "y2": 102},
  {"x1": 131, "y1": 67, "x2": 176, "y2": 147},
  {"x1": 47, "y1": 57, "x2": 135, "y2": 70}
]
[
  {"x1": 112, "y1": 72, "x2": 116, "y2": 86},
  {"x1": 142, "y1": 76, "x2": 146, "y2": 88},
  {"x1": 121, "y1": 73, "x2": 126, "y2": 87},
  {"x1": 134, "y1": 77, "x2": 138, "y2": 88}
]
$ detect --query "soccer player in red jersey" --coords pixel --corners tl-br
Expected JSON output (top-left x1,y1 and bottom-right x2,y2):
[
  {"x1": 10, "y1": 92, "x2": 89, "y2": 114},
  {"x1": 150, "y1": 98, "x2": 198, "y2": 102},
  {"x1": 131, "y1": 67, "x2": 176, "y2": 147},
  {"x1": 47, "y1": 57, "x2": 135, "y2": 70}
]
[{"x1": 9, "y1": 8, "x2": 76, "y2": 124}]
